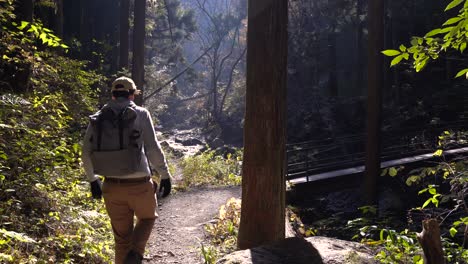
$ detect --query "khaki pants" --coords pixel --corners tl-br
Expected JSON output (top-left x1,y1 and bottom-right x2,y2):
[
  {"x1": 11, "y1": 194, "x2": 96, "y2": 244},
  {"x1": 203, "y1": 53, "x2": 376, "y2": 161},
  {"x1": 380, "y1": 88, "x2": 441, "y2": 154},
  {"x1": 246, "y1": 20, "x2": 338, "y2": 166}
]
[{"x1": 102, "y1": 179, "x2": 158, "y2": 264}]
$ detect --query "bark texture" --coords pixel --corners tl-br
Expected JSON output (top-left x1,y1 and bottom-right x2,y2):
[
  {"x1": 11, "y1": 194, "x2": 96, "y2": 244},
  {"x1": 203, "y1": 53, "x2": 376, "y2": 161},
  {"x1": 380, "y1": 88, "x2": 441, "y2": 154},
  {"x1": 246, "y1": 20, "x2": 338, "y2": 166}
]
[
  {"x1": 417, "y1": 219, "x2": 445, "y2": 264},
  {"x1": 132, "y1": 0, "x2": 146, "y2": 106},
  {"x1": 237, "y1": 0, "x2": 288, "y2": 250},
  {"x1": 119, "y1": 0, "x2": 130, "y2": 70},
  {"x1": 363, "y1": 0, "x2": 384, "y2": 205}
]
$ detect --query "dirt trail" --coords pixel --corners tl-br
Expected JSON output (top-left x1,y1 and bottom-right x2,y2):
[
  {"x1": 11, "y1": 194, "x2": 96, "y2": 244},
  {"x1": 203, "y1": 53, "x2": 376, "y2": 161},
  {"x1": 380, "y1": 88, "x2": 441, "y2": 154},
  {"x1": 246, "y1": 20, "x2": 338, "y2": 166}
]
[{"x1": 144, "y1": 186, "x2": 241, "y2": 264}]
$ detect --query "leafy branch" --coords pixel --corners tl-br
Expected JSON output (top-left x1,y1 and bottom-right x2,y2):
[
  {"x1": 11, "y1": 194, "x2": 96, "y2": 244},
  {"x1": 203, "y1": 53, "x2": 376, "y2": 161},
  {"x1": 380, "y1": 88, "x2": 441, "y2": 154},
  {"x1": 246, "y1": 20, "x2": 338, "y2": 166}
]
[{"x1": 382, "y1": 0, "x2": 468, "y2": 76}]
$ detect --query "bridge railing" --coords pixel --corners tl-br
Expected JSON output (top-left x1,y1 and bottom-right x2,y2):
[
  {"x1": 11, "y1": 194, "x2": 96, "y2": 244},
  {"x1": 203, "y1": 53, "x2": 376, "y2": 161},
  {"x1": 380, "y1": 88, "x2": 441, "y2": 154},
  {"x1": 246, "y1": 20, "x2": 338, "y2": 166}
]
[{"x1": 286, "y1": 122, "x2": 468, "y2": 181}]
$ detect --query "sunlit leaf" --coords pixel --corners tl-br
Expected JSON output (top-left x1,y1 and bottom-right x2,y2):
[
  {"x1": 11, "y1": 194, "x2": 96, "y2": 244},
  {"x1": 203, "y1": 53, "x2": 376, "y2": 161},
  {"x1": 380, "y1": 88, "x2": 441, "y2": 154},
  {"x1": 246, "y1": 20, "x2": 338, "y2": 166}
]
[
  {"x1": 17, "y1": 21, "x2": 29, "y2": 30},
  {"x1": 449, "y1": 227, "x2": 458, "y2": 237},
  {"x1": 455, "y1": 68, "x2": 468, "y2": 78},
  {"x1": 433, "y1": 149, "x2": 443, "y2": 156},
  {"x1": 389, "y1": 167, "x2": 398, "y2": 177},
  {"x1": 425, "y1": 28, "x2": 442, "y2": 37},
  {"x1": 390, "y1": 55, "x2": 404, "y2": 67},
  {"x1": 382, "y1": 49, "x2": 401, "y2": 56},
  {"x1": 445, "y1": 0, "x2": 464, "y2": 11},
  {"x1": 422, "y1": 199, "x2": 431, "y2": 208},
  {"x1": 443, "y1": 16, "x2": 463, "y2": 26}
]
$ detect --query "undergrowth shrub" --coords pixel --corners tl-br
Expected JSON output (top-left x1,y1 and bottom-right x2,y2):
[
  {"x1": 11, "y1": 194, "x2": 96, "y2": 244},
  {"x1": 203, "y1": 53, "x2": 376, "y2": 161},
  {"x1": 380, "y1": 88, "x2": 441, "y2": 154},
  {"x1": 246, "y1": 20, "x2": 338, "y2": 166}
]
[
  {"x1": 0, "y1": 4, "x2": 112, "y2": 261},
  {"x1": 348, "y1": 131, "x2": 468, "y2": 264},
  {"x1": 180, "y1": 149, "x2": 242, "y2": 188},
  {"x1": 202, "y1": 197, "x2": 241, "y2": 263}
]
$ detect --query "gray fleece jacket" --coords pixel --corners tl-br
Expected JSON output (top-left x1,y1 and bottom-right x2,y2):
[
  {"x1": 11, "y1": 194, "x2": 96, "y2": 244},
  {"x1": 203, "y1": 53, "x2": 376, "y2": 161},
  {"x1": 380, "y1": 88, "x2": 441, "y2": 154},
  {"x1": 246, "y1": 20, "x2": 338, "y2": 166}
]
[{"x1": 81, "y1": 98, "x2": 171, "y2": 182}]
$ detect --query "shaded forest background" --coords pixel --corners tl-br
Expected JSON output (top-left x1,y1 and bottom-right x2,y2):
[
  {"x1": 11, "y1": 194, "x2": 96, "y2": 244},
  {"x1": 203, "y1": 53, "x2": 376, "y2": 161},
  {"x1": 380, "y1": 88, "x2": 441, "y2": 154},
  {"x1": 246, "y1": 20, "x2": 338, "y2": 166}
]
[{"x1": 1, "y1": 0, "x2": 467, "y2": 262}]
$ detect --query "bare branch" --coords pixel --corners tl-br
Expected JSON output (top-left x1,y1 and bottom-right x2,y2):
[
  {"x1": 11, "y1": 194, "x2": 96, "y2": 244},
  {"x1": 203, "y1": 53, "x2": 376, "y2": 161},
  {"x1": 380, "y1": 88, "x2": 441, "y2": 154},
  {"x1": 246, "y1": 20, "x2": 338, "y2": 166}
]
[
  {"x1": 143, "y1": 43, "x2": 216, "y2": 102},
  {"x1": 219, "y1": 46, "x2": 246, "y2": 116}
]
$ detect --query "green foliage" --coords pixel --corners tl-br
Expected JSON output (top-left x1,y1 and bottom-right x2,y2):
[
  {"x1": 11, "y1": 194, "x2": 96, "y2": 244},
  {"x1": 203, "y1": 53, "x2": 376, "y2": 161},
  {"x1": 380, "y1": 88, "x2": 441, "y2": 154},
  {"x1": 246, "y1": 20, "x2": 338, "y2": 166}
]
[
  {"x1": 200, "y1": 242, "x2": 218, "y2": 264},
  {"x1": 382, "y1": 0, "x2": 468, "y2": 74},
  {"x1": 180, "y1": 149, "x2": 242, "y2": 188},
  {"x1": 0, "y1": 2, "x2": 111, "y2": 260},
  {"x1": 375, "y1": 229, "x2": 422, "y2": 264},
  {"x1": 204, "y1": 198, "x2": 241, "y2": 253},
  {"x1": 201, "y1": 198, "x2": 241, "y2": 262},
  {"x1": 353, "y1": 131, "x2": 468, "y2": 263},
  {"x1": 14, "y1": 21, "x2": 68, "y2": 50}
]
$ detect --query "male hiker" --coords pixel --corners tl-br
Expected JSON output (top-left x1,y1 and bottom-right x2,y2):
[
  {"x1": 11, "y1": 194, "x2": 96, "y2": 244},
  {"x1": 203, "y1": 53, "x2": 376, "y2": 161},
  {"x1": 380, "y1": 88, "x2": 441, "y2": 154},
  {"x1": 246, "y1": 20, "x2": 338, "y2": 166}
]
[{"x1": 81, "y1": 76, "x2": 172, "y2": 264}]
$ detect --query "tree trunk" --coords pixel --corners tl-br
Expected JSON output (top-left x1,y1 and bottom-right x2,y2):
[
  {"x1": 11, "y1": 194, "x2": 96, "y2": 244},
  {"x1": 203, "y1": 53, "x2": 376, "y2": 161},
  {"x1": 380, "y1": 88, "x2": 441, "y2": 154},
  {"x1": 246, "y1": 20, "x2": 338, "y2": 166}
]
[
  {"x1": 79, "y1": 0, "x2": 91, "y2": 59},
  {"x1": 363, "y1": 0, "x2": 383, "y2": 205},
  {"x1": 355, "y1": 0, "x2": 364, "y2": 94},
  {"x1": 237, "y1": 0, "x2": 288, "y2": 250},
  {"x1": 16, "y1": 0, "x2": 34, "y2": 22},
  {"x1": 119, "y1": 0, "x2": 130, "y2": 70},
  {"x1": 328, "y1": 30, "x2": 338, "y2": 97},
  {"x1": 55, "y1": 0, "x2": 64, "y2": 38},
  {"x1": 132, "y1": 0, "x2": 146, "y2": 106},
  {"x1": 417, "y1": 219, "x2": 445, "y2": 264}
]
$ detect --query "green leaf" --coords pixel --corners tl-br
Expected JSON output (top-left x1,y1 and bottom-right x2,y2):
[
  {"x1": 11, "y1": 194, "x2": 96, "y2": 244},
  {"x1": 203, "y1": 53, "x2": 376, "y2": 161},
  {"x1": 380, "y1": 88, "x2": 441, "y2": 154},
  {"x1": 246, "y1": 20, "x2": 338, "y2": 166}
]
[
  {"x1": 422, "y1": 199, "x2": 431, "y2": 208},
  {"x1": 17, "y1": 21, "x2": 29, "y2": 30},
  {"x1": 380, "y1": 229, "x2": 386, "y2": 241},
  {"x1": 443, "y1": 16, "x2": 463, "y2": 26},
  {"x1": 433, "y1": 149, "x2": 443, "y2": 156},
  {"x1": 382, "y1": 49, "x2": 401, "y2": 56},
  {"x1": 389, "y1": 167, "x2": 398, "y2": 177},
  {"x1": 391, "y1": 55, "x2": 404, "y2": 67},
  {"x1": 418, "y1": 188, "x2": 428, "y2": 195},
  {"x1": 399, "y1": 45, "x2": 406, "y2": 52},
  {"x1": 455, "y1": 68, "x2": 468, "y2": 78},
  {"x1": 429, "y1": 188, "x2": 437, "y2": 195},
  {"x1": 380, "y1": 168, "x2": 388, "y2": 176},
  {"x1": 449, "y1": 227, "x2": 458, "y2": 237},
  {"x1": 406, "y1": 175, "x2": 421, "y2": 186},
  {"x1": 445, "y1": 0, "x2": 464, "y2": 11},
  {"x1": 425, "y1": 28, "x2": 442, "y2": 37}
]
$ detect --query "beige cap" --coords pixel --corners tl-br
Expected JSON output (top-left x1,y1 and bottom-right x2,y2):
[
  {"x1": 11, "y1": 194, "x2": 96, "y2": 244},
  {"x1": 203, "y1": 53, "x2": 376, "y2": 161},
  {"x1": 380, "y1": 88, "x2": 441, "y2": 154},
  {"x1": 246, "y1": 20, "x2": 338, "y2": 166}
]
[{"x1": 111, "y1": 77, "x2": 141, "y2": 95}]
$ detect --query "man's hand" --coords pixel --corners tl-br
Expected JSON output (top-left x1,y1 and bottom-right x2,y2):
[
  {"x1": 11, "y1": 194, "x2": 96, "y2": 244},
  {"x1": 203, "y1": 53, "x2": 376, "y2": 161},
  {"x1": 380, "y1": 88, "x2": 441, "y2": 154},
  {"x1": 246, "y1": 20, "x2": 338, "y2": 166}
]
[
  {"x1": 159, "y1": 178, "x2": 171, "y2": 198},
  {"x1": 90, "y1": 179, "x2": 102, "y2": 199}
]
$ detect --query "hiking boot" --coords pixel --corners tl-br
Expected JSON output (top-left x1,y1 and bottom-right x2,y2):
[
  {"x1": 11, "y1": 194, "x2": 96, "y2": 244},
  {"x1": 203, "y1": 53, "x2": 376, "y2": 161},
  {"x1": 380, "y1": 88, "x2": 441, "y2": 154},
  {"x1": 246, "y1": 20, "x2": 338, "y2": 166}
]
[{"x1": 124, "y1": 250, "x2": 143, "y2": 264}]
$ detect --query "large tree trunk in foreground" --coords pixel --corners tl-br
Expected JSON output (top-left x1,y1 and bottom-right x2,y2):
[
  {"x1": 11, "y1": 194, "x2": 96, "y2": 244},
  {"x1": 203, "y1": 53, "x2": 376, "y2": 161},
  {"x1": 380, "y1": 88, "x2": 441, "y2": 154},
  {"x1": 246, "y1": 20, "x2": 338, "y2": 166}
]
[
  {"x1": 417, "y1": 219, "x2": 445, "y2": 264},
  {"x1": 132, "y1": 0, "x2": 146, "y2": 106},
  {"x1": 363, "y1": 0, "x2": 383, "y2": 205},
  {"x1": 119, "y1": 0, "x2": 130, "y2": 70},
  {"x1": 237, "y1": 0, "x2": 288, "y2": 250}
]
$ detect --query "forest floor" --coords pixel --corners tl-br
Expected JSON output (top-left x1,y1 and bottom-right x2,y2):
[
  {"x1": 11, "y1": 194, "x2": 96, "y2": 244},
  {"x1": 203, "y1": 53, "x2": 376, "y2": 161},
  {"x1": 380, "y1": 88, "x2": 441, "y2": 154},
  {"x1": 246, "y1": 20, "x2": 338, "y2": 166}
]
[{"x1": 144, "y1": 185, "x2": 241, "y2": 263}]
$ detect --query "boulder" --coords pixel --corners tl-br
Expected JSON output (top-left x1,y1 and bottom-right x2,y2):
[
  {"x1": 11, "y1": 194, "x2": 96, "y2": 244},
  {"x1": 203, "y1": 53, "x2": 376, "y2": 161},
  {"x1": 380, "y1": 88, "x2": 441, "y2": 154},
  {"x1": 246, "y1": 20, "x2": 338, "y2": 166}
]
[
  {"x1": 216, "y1": 236, "x2": 377, "y2": 264},
  {"x1": 209, "y1": 138, "x2": 225, "y2": 149},
  {"x1": 174, "y1": 136, "x2": 203, "y2": 146}
]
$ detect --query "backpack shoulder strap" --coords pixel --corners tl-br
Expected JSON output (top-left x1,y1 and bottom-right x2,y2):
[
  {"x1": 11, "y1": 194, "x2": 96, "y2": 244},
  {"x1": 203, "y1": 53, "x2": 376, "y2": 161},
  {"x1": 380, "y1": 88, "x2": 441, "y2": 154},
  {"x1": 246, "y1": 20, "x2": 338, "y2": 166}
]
[{"x1": 92, "y1": 106, "x2": 114, "y2": 151}]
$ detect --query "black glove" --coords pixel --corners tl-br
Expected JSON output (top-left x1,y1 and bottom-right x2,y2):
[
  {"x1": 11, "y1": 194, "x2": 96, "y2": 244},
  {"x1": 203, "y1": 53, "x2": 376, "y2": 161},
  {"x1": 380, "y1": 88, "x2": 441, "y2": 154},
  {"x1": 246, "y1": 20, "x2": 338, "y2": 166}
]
[
  {"x1": 90, "y1": 179, "x2": 102, "y2": 199},
  {"x1": 159, "y1": 178, "x2": 171, "y2": 198}
]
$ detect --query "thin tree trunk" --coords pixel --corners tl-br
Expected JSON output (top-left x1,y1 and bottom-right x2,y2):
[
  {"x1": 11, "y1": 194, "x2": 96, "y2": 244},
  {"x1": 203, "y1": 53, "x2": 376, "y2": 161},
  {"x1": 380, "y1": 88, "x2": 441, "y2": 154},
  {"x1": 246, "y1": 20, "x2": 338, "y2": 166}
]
[
  {"x1": 219, "y1": 47, "x2": 246, "y2": 118},
  {"x1": 237, "y1": 0, "x2": 288, "y2": 250},
  {"x1": 363, "y1": 0, "x2": 384, "y2": 205},
  {"x1": 328, "y1": 30, "x2": 338, "y2": 97},
  {"x1": 417, "y1": 219, "x2": 445, "y2": 264},
  {"x1": 212, "y1": 50, "x2": 218, "y2": 120},
  {"x1": 55, "y1": 0, "x2": 63, "y2": 38},
  {"x1": 356, "y1": 0, "x2": 363, "y2": 93},
  {"x1": 119, "y1": 0, "x2": 130, "y2": 70},
  {"x1": 132, "y1": 0, "x2": 146, "y2": 106},
  {"x1": 16, "y1": 0, "x2": 34, "y2": 22},
  {"x1": 80, "y1": 0, "x2": 91, "y2": 59}
]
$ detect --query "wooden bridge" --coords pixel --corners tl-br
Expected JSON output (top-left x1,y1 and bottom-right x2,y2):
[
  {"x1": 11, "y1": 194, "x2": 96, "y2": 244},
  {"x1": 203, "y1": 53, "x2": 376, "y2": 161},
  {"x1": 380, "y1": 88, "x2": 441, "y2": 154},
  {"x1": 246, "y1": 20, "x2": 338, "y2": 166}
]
[{"x1": 286, "y1": 121, "x2": 468, "y2": 190}]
